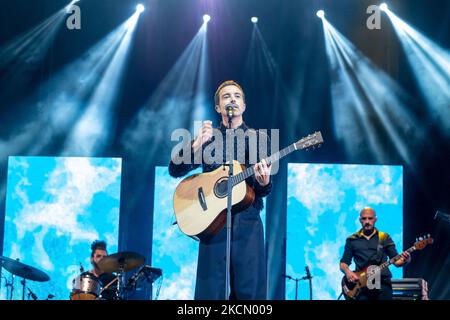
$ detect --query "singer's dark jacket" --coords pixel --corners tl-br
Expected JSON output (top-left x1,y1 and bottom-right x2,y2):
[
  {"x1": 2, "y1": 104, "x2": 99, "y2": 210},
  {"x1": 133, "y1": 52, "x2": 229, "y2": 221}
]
[
  {"x1": 169, "y1": 121, "x2": 272, "y2": 203},
  {"x1": 168, "y1": 121, "x2": 272, "y2": 300}
]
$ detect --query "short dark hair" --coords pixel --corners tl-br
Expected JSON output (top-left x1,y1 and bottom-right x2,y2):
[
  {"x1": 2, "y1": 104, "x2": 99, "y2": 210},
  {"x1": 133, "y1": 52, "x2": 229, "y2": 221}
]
[
  {"x1": 214, "y1": 80, "x2": 245, "y2": 105},
  {"x1": 90, "y1": 240, "x2": 107, "y2": 257}
]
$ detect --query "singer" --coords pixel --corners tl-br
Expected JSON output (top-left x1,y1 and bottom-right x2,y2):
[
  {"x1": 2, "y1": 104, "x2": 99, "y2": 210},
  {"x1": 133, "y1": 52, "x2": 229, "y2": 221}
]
[{"x1": 169, "y1": 80, "x2": 272, "y2": 299}]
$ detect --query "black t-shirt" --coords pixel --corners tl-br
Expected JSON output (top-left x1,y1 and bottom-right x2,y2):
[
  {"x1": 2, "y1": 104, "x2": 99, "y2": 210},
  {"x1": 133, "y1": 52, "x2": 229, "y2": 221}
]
[{"x1": 340, "y1": 229, "x2": 398, "y2": 279}]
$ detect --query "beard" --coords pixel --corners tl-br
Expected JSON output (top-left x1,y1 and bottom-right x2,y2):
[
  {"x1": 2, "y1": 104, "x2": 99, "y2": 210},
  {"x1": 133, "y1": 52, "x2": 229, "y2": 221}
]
[{"x1": 363, "y1": 224, "x2": 374, "y2": 235}]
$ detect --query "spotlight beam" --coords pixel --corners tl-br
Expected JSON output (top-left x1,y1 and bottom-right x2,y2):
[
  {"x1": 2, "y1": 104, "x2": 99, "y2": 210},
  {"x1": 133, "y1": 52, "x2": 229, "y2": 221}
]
[
  {"x1": 120, "y1": 22, "x2": 212, "y2": 163},
  {"x1": 0, "y1": 3, "x2": 70, "y2": 94},
  {"x1": 383, "y1": 8, "x2": 450, "y2": 133},
  {"x1": 63, "y1": 12, "x2": 143, "y2": 155},
  {"x1": 321, "y1": 19, "x2": 422, "y2": 167}
]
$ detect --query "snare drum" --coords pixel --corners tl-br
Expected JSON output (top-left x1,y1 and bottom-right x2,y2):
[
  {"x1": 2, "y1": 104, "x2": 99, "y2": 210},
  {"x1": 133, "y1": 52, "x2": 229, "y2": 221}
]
[{"x1": 70, "y1": 273, "x2": 101, "y2": 300}]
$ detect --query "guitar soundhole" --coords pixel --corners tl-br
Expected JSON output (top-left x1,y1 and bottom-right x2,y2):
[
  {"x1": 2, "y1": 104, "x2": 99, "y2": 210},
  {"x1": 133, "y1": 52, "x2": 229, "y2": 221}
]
[{"x1": 214, "y1": 178, "x2": 229, "y2": 198}]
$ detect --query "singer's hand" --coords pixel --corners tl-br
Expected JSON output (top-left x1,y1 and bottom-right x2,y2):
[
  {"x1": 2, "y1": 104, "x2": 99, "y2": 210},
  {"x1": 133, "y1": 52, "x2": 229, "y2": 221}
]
[
  {"x1": 254, "y1": 159, "x2": 271, "y2": 187},
  {"x1": 193, "y1": 120, "x2": 213, "y2": 152}
]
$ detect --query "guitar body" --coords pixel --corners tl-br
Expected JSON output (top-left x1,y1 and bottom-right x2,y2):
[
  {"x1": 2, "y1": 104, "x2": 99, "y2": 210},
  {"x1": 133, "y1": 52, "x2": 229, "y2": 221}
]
[
  {"x1": 172, "y1": 132, "x2": 324, "y2": 241},
  {"x1": 173, "y1": 160, "x2": 255, "y2": 241},
  {"x1": 341, "y1": 268, "x2": 369, "y2": 300}
]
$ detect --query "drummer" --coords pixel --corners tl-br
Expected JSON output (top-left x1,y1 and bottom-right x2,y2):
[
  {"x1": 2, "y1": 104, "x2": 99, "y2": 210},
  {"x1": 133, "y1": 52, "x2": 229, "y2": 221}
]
[{"x1": 84, "y1": 240, "x2": 117, "y2": 300}]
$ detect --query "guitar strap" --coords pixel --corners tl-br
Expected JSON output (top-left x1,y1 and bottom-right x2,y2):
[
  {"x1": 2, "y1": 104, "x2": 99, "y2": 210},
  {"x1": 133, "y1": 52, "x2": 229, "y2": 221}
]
[{"x1": 375, "y1": 231, "x2": 389, "y2": 263}]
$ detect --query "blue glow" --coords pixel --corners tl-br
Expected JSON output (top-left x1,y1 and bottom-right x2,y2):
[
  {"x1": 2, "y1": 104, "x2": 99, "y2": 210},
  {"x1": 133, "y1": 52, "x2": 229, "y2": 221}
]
[
  {"x1": 203, "y1": 15, "x2": 211, "y2": 23},
  {"x1": 286, "y1": 163, "x2": 403, "y2": 300},
  {"x1": 383, "y1": 9, "x2": 450, "y2": 134},
  {"x1": 121, "y1": 23, "x2": 212, "y2": 157},
  {"x1": 321, "y1": 18, "x2": 422, "y2": 167},
  {"x1": 136, "y1": 4, "x2": 145, "y2": 13},
  {"x1": 63, "y1": 11, "x2": 142, "y2": 156},
  {"x1": 1, "y1": 156, "x2": 122, "y2": 300},
  {"x1": 0, "y1": 3, "x2": 68, "y2": 89},
  {"x1": 152, "y1": 166, "x2": 265, "y2": 299}
]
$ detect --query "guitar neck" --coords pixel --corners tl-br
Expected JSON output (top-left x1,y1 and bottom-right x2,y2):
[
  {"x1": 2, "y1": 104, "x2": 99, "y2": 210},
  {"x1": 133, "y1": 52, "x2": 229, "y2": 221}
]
[
  {"x1": 230, "y1": 143, "x2": 297, "y2": 186},
  {"x1": 378, "y1": 246, "x2": 415, "y2": 270}
]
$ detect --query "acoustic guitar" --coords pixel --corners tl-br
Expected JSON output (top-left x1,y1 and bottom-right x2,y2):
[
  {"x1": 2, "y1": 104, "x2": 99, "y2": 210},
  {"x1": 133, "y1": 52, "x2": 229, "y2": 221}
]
[{"x1": 173, "y1": 131, "x2": 324, "y2": 240}]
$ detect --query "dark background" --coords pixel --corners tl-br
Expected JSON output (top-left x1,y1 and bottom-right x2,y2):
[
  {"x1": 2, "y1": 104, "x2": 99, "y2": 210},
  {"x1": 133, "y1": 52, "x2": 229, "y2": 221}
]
[{"x1": 0, "y1": 0, "x2": 449, "y2": 299}]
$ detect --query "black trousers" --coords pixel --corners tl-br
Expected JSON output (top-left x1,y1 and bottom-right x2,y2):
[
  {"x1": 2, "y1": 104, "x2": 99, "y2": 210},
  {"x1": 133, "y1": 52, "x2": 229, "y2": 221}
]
[
  {"x1": 194, "y1": 206, "x2": 267, "y2": 300},
  {"x1": 356, "y1": 281, "x2": 393, "y2": 300}
]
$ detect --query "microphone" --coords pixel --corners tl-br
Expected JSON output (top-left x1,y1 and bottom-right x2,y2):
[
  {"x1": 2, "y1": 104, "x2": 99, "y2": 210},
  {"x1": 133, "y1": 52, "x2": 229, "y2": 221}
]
[
  {"x1": 225, "y1": 103, "x2": 236, "y2": 119},
  {"x1": 79, "y1": 262, "x2": 85, "y2": 273},
  {"x1": 304, "y1": 266, "x2": 312, "y2": 279}
]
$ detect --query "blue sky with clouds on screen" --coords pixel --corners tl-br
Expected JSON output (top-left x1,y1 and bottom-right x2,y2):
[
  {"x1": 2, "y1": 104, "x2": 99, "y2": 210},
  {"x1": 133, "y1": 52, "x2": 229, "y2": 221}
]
[
  {"x1": 286, "y1": 163, "x2": 403, "y2": 300},
  {"x1": 2, "y1": 157, "x2": 121, "y2": 300}
]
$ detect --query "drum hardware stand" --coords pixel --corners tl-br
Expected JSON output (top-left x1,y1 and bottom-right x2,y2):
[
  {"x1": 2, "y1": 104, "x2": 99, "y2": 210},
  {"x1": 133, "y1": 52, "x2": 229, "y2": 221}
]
[
  {"x1": 7, "y1": 273, "x2": 15, "y2": 300},
  {"x1": 1, "y1": 272, "x2": 13, "y2": 300},
  {"x1": 20, "y1": 278, "x2": 27, "y2": 300},
  {"x1": 99, "y1": 277, "x2": 118, "y2": 298},
  {"x1": 27, "y1": 287, "x2": 38, "y2": 300},
  {"x1": 116, "y1": 258, "x2": 126, "y2": 300}
]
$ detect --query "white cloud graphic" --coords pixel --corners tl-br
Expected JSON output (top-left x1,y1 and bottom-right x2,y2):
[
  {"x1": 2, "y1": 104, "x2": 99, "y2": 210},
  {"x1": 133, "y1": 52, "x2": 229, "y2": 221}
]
[
  {"x1": 287, "y1": 164, "x2": 403, "y2": 299},
  {"x1": 14, "y1": 157, "x2": 121, "y2": 245}
]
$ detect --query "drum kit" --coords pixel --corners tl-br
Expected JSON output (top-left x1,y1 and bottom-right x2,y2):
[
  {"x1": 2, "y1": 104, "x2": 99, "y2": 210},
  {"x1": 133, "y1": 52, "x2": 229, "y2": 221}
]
[
  {"x1": 1, "y1": 252, "x2": 162, "y2": 300},
  {"x1": 70, "y1": 251, "x2": 162, "y2": 300},
  {"x1": 0, "y1": 255, "x2": 50, "y2": 300}
]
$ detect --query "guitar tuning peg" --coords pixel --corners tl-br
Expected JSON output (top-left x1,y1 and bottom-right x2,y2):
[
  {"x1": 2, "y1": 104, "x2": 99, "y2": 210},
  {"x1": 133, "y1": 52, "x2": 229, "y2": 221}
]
[
  {"x1": 419, "y1": 237, "x2": 423, "y2": 241},
  {"x1": 427, "y1": 234, "x2": 430, "y2": 238}
]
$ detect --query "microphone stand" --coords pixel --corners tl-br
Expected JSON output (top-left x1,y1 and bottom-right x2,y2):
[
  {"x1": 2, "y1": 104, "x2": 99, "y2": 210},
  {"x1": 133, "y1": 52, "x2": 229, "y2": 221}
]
[
  {"x1": 303, "y1": 266, "x2": 313, "y2": 300},
  {"x1": 283, "y1": 267, "x2": 313, "y2": 300},
  {"x1": 282, "y1": 274, "x2": 301, "y2": 300},
  {"x1": 224, "y1": 110, "x2": 234, "y2": 300}
]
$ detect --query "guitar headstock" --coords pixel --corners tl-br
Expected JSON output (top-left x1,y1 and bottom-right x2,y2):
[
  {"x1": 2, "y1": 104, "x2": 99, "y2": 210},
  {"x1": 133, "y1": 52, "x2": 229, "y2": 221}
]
[
  {"x1": 413, "y1": 234, "x2": 433, "y2": 250},
  {"x1": 295, "y1": 131, "x2": 324, "y2": 150}
]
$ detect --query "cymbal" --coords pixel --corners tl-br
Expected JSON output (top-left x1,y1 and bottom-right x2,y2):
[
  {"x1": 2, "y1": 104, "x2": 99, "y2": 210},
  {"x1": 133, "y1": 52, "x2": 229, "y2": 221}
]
[
  {"x1": 0, "y1": 256, "x2": 50, "y2": 282},
  {"x1": 97, "y1": 252, "x2": 145, "y2": 273}
]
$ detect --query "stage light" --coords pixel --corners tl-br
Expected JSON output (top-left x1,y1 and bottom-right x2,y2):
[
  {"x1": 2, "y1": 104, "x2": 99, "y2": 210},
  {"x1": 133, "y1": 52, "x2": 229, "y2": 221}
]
[
  {"x1": 316, "y1": 10, "x2": 325, "y2": 19},
  {"x1": 203, "y1": 14, "x2": 211, "y2": 23},
  {"x1": 136, "y1": 4, "x2": 145, "y2": 13},
  {"x1": 251, "y1": 17, "x2": 258, "y2": 24},
  {"x1": 379, "y1": 3, "x2": 388, "y2": 11}
]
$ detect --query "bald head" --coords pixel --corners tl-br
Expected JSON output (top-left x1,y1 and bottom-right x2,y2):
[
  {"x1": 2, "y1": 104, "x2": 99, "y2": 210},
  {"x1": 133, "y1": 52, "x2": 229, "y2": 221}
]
[
  {"x1": 359, "y1": 207, "x2": 377, "y2": 232},
  {"x1": 360, "y1": 207, "x2": 376, "y2": 217}
]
